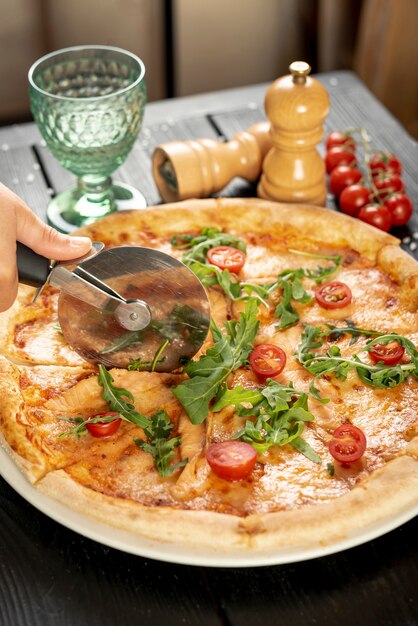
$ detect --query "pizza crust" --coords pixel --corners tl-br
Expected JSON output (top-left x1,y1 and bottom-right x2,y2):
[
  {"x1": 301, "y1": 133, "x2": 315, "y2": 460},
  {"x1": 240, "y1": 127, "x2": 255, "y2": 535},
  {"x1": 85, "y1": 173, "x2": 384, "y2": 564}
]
[
  {"x1": 76, "y1": 198, "x2": 399, "y2": 262},
  {"x1": 35, "y1": 454, "x2": 418, "y2": 552}
]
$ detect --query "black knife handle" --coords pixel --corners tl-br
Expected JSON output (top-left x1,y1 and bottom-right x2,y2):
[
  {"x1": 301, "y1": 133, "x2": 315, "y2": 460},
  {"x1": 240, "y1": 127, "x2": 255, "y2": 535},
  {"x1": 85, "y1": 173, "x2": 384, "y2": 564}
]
[{"x1": 16, "y1": 242, "x2": 51, "y2": 288}]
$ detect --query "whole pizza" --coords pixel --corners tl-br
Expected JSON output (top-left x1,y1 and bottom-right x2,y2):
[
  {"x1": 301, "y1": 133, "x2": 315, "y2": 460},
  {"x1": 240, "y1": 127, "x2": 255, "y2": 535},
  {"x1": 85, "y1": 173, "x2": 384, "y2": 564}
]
[{"x1": 1, "y1": 198, "x2": 417, "y2": 556}]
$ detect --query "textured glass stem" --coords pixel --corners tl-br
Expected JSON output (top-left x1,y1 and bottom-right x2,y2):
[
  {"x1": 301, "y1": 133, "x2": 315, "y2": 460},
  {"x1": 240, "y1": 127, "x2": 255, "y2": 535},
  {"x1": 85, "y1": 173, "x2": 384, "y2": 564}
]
[{"x1": 77, "y1": 175, "x2": 116, "y2": 214}]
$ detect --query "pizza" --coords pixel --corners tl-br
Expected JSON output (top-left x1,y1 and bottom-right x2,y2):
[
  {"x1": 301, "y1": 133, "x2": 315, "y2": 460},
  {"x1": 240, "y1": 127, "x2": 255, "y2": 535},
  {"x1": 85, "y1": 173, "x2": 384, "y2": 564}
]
[{"x1": 0, "y1": 198, "x2": 417, "y2": 555}]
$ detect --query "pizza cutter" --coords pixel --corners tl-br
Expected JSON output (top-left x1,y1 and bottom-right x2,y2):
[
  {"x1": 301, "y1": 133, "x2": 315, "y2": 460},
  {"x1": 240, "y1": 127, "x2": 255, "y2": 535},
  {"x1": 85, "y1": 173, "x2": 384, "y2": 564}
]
[{"x1": 16, "y1": 242, "x2": 211, "y2": 371}]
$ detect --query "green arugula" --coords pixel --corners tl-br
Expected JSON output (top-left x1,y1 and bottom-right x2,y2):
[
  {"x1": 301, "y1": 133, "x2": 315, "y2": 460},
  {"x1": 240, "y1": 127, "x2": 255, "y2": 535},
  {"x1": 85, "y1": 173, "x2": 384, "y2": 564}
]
[
  {"x1": 134, "y1": 409, "x2": 187, "y2": 477},
  {"x1": 175, "y1": 226, "x2": 253, "y2": 303},
  {"x1": 57, "y1": 413, "x2": 119, "y2": 438},
  {"x1": 296, "y1": 325, "x2": 418, "y2": 399},
  {"x1": 288, "y1": 249, "x2": 343, "y2": 284},
  {"x1": 59, "y1": 367, "x2": 186, "y2": 477},
  {"x1": 172, "y1": 227, "x2": 247, "y2": 261},
  {"x1": 127, "y1": 339, "x2": 169, "y2": 372},
  {"x1": 172, "y1": 299, "x2": 260, "y2": 424},
  {"x1": 273, "y1": 253, "x2": 342, "y2": 329},
  {"x1": 212, "y1": 380, "x2": 321, "y2": 463},
  {"x1": 273, "y1": 269, "x2": 312, "y2": 329},
  {"x1": 98, "y1": 365, "x2": 150, "y2": 428},
  {"x1": 100, "y1": 303, "x2": 209, "y2": 356},
  {"x1": 324, "y1": 320, "x2": 381, "y2": 344},
  {"x1": 173, "y1": 229, "x2": 343, "y2": 321}
]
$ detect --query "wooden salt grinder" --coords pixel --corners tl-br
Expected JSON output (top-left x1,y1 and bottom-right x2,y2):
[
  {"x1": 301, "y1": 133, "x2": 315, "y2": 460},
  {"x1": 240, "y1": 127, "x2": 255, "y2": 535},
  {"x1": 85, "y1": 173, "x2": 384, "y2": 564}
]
[
  {"x1": 152, "y1": 122, "x2": 271, "y2": 203},
  {"x1": 258, "y1": 62, "x2": 330, "y2": 206}
]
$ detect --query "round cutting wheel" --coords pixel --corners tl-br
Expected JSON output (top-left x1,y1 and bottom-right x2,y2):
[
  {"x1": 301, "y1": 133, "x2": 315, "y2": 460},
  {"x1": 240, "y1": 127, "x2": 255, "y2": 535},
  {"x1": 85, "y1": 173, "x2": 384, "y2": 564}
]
[{"x1": 58, "y1": 246, "x2": 211, "y2": 371}]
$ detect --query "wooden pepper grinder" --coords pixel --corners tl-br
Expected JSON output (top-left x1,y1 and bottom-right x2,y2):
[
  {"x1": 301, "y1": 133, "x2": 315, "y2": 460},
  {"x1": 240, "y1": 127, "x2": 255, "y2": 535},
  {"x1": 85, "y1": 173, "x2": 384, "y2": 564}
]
[
  {"x1": 152, "y1": 122, "x2": 271, "y2": 203},
  {"x1": 258, "y1": 61, "x2": 330, "y2": 206}
]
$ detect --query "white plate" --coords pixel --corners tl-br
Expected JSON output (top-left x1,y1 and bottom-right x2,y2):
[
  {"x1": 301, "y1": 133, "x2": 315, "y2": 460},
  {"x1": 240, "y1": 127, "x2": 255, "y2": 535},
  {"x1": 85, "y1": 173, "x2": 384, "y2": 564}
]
[{"x1": 1, "y1": 444, "x2": 417, "y2": 567}]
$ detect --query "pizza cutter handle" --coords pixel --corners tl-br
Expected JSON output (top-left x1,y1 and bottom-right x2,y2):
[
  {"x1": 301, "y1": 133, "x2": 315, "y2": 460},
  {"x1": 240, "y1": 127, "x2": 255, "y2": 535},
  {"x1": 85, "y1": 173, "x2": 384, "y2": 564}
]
[{"x1": 16, "y1": 242, "x2": 50, "y2": 287}]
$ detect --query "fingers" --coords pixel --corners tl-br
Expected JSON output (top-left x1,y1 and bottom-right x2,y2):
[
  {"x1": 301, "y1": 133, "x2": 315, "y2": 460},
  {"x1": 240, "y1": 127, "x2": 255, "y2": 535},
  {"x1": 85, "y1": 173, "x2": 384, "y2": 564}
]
[
  {"x1": 0, "y1": 191, "x2": 18, "y2": 311},
  {"x1": 0, "y1": 183, "x2": 92, "y2": 312},
  {"x1": 16, "y1": 208, "x2": 92, "y2": 261}
]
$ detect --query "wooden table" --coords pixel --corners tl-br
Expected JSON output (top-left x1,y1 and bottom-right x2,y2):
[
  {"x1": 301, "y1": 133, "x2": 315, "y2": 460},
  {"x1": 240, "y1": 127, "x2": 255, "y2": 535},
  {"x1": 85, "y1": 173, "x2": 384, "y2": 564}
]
[{"x1": 0, "y1": 71, "x2": 417, "y2": 626}]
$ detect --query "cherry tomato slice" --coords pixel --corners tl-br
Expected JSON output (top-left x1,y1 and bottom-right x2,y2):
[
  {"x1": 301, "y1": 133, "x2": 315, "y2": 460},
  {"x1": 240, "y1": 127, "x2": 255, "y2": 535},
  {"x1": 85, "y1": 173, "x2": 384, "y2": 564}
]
[
  {"x1": 86, "y1": 412, "x2": 122, "y2": 438},
  {"x1": 368, "y1": 340, "x2": 405, "y2": 365},
  {"x1": 315, "y1": 282, "x2": 352, "y2": 309},
  {"x1": 339, "y1": 184, "x2": 372, "y2": 216},
  {"x1": 325, "y1": 131, "x2": 356, "y2": 152},
  {"x1": 249, "y1": 343, "x2": 287, "y2": 379},
  {"x1": 357, "y1": 204, "x2": 392, "y2": 232},
  {"x1": 205, "y1": 441, "x2": 257, "y2": 481},
  {"x1": 329, "y1": 424, "x2": 367, "y2": 464},
  {"x1": 329, "y1": 166, "x2": 362, "y2": 198},
  {"x1": 384, "y1": 193, "x2": 413, "y2": 227},
  {"x1": 325, "y1": 147, "x2": 357, "y2": 174},
  {"x1": 207, "y1": 246, "x2": 246, "y2": 273}
]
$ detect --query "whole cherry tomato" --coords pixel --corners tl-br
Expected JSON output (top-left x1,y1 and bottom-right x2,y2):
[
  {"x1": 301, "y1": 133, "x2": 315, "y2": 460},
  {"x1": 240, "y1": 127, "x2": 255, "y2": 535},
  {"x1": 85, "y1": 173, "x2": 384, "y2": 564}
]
[
  {"x1": 205, "y1": 441, "x2": 257, "y2": 481},
  {"x1": 329, "y1": 166, "x2": 362, "y2": 197},
  {"x1": 207, "y1": 246, "x2": 246, "y2": 273},
  {"x1": 370, "y1": 152, "x2": 402, "y2": 177},
  {"x1": 86, "y1": 412, "x2": 122, "y2": 438},
  {"x1": 329, "y1": 423, "x2": 367, "y2": 464},
  {"x1": 325, "y1": 147, "x2": 357, "y2": 174},
  {"x1": 384, "y1": 193, "x2": 413, "y2": 227},
  {"x1": 249, "y1": 343, "x2": 287, "y2": 379},
  {"x1": 373, "y1": 173, "x2": 405, "y2": 199},
  {"x1": 368, "y1": 340, "x2": 405, "y2": 365},
  {"x1": 326, "y1": 131, "x2": 356, "y2": 152},
  {"x1": 339, "y1": 184, "x2": 372, "y2": 216},
  {"x1": 357, "y1": 204, "x2": 392, "y2": 232},
  {"x1": 315, "y1": 281, "x2": 352, "y2": 309}
]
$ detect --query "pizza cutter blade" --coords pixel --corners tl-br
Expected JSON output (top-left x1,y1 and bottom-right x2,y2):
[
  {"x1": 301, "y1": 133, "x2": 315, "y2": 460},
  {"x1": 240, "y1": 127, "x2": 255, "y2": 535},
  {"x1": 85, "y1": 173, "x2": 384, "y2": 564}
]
[{"x1": 17, "y1": 243, "x2": 211, "y2": 371}]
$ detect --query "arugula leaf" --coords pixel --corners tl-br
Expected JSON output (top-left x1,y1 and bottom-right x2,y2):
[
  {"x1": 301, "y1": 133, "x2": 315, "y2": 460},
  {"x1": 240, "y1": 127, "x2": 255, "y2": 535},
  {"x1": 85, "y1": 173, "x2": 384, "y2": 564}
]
[
  {"x1": 273, "y1": 252, "x2": 341, "y2": 329},
  {"x1": 288, "y1": 249, "x2": 343, "y2": 284},
  {"x1": 57, "y1": 412, "x2": 123, "y2": 438},
  {"x1": 171, "y1": 227, "x2": 238, "y2": 252},
  {"x1": 214, "y1": 379, "x2": 321, "y2": 463},
  {"x1": 134, "y1": 409, "x2": 187, "y2": 477},
  {"x1": 291, "y1": 437, "x2": 322, "y2": 464},
  {"x1": 296, "y1": 326, "x2": 418, "y2": 396},
  {"x1": 128, "y1": 339, "x2": 168, "y2": 372},
  {"x1": 172, "y1": 299, "x2": 260, "y2": 424},
  {"x1": 325, "y1": 320, "x2": 381, "y2": 344},
  {"x1": 274, "y1": 270, "x2": 312, "y2": 329},
  {"x1": 178, "y1": 227, "x2": 247, "y2": 263},
  {"x1": 57, "y1": 367, "x2": 188, "y2": 477},
  {"x1": 174, "y1": 230, "x2": 342, "y2": 321},
  {"x1": 98, "y1": 365, "x2": 150, "y2": 428},
  {"x1": 101, "y1": 303, "x2": 209, "y2": 356}
]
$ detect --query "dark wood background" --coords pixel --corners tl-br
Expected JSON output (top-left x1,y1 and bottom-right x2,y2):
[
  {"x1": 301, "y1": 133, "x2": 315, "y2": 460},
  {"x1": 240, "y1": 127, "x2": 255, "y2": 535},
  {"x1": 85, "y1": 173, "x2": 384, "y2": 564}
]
[{"x1": 0, "y1": 71, "x2": 417, "y2": 626}]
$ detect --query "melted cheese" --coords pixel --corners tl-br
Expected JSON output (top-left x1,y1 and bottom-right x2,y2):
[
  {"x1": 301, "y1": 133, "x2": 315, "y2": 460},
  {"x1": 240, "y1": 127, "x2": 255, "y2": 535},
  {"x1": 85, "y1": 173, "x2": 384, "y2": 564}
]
[{"x1": 7, "y1": 231, "x2": 418, "y2": 516}]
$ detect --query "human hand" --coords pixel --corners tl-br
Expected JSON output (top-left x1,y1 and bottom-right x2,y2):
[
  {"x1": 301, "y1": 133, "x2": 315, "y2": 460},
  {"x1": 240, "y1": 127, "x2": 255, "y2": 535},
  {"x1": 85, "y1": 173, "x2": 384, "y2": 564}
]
[{"x1": 0, "y1": 183, "x2": 91, "y2": 311}]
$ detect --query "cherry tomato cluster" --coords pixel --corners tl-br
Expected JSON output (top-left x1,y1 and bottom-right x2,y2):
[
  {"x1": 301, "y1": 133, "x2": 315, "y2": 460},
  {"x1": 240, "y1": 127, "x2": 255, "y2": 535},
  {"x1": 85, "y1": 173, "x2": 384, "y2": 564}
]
[{"x1": 325, "y1": 130, "x2": 414, "y2": 232}]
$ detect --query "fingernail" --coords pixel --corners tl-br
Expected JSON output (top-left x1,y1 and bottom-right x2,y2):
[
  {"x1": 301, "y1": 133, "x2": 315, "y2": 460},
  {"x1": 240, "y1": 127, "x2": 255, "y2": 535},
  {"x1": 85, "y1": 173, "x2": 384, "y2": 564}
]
[{"x1": 69, "y1": 236, "x2": 92, "y2": 249}]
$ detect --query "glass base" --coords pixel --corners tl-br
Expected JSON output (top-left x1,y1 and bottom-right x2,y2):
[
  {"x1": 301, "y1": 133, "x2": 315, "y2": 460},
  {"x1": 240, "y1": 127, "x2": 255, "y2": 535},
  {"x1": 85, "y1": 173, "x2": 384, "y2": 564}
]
[{"x1": 47, "y1": 182, "x2": 147, "y2": 233}]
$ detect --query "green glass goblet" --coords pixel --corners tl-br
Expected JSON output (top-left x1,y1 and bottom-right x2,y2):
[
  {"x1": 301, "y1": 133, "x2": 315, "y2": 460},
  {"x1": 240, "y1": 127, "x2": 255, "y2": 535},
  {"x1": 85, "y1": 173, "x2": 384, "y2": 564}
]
[{"x1": 29, "y1": 45, "x2": 147, "y2": 233}]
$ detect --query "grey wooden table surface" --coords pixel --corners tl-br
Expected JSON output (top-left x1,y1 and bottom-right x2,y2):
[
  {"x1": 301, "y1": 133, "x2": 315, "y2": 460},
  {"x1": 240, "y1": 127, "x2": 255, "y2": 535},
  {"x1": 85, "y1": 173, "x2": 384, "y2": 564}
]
[{"x1": 0, "y1": 71, "x2": 417, "y2": 626}]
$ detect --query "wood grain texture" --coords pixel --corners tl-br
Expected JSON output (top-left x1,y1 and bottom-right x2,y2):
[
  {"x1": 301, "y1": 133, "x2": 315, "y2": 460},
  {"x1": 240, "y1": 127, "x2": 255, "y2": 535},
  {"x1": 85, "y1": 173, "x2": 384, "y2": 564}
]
[
  {"x1": 204, "y1": 517, "x2": 418, "y2": 626},
  {"x1": 0, "y1": 478, "x2": 221, "y2": 626}
]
